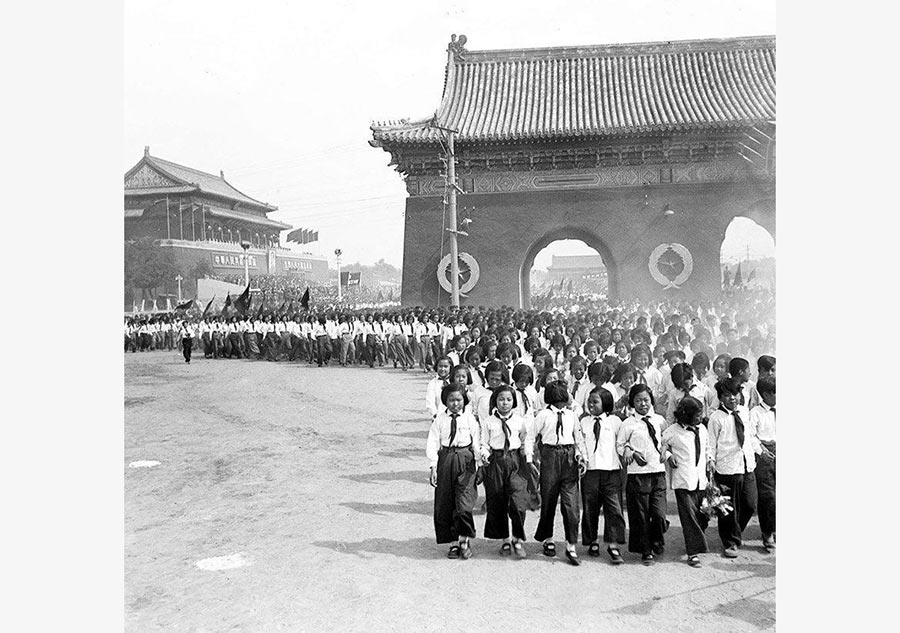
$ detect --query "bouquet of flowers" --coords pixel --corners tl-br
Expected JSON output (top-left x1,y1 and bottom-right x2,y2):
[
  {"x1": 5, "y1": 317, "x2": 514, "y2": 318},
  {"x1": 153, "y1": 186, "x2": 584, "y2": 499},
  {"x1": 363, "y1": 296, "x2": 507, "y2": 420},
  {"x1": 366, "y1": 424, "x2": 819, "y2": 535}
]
[{"x1": 700, "y1": 479, "x2": 734, "y2": 518}]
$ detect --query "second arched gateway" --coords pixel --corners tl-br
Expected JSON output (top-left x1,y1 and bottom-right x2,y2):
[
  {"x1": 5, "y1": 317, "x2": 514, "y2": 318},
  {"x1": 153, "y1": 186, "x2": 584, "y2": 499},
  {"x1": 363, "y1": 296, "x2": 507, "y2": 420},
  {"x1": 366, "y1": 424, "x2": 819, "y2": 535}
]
[{"x1": 371, "y1": 35, "x2": 775, "y2": 308}]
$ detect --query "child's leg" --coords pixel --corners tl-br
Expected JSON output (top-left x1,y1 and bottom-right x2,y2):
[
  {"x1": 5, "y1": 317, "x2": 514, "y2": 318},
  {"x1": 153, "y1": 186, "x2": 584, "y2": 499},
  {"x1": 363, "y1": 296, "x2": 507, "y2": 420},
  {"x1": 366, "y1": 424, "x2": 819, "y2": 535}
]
[
  {"x1": 483, "y1": 456, "x2": 510, "y2": 541},
  {"x1": 433, "y1": 451, "x2": 458, "y2": 544},
  {"x1": 452, "y1": 452, "x2": 478, "y2": 540},
  {"x1": 715, "y1": 473, "x2": 743, "y2": 549},
  {"x1": 675, "y1": 488, "x2": 709, "y2": 555},
  {"x1": 580, "y1": 470, "x2": 602, "y2": 546},
  {"x1": 558, "y1": 457, "x2": 580, "y2": 546},
  {"x1": 599, "y1": 470, "x2": 627, "y2": 546},
  {"x1": 755, "y1": 449, "x2": 776, "y2": 539},
  {"x1": 737, "y1": 471, "x2": 758, "y2": 535},
  {"x1": 506, "y1": 460, "x2": 529, "y2": 542},
  {"x1": 625, "y1": 474, "x2": 651, "y2": 554},
  {"x1": 534, "y1": 447, "x2": 562, "y2": 542},
  {"x1": 647, "y1": 472, "x2": 668, "y2": 550}
]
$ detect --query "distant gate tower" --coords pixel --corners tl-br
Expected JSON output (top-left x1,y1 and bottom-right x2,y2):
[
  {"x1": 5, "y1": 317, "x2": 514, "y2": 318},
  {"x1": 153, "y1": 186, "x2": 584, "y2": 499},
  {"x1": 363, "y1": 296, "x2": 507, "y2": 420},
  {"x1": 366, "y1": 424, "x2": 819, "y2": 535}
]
[{"x1": 371, "y1": 35, "x2": 775, "y2": 308}]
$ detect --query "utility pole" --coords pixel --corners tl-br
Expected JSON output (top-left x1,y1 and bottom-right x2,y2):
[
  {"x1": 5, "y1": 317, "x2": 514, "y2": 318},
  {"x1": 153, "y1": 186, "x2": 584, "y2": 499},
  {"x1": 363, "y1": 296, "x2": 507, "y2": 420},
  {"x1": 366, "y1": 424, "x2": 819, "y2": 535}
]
[
  {"x1": 446, "y1": 130, "x2": 460, "y2": 308},
  {"x1": 335, "y1": 249, "x2": 343, "y2": 302}
]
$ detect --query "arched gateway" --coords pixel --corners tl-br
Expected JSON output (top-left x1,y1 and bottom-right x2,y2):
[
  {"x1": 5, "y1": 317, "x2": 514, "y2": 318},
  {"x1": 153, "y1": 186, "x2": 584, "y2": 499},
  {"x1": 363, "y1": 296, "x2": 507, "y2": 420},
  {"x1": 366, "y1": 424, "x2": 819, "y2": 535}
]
[{"x1": 371, "y1": 35, "x2": 775, "y2": 308}]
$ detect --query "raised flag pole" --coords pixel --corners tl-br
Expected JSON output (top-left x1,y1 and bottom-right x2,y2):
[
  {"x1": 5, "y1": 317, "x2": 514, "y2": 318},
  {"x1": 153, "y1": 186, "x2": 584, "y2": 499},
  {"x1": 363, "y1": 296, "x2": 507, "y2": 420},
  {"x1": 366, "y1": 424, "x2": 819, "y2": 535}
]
[
  {"x1": 335, "y1": 248, "x2": 342, "y2": 303},
  {"x1": 241, "y1": 240, "x2": 251, "y2": 288},
  {"x1": 175, "y1": 274, "x2": 183, "y2": 302}
]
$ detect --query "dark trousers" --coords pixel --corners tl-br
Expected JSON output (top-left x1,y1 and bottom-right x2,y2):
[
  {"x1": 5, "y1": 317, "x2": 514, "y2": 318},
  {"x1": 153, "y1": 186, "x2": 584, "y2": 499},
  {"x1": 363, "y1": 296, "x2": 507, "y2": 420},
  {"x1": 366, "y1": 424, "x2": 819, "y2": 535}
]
[
  {"x1": 483, "y1": 450, "x2": 528, "y2": 540},
  {"x1": 714, "y1": 471, "x2": 758, "y2": 549},
  {"x1": 580, "y1": 469, "x2": 626, "y2": 545},
  {"x1": 534, "y1": 444, "x2": 580, "y2": 544},
  {"x1": 418, "y1": 336, "x2": 433, "y2": 369},
  {"x1": 674, "y1": 488, "x2": 709, "y2": 555},
  {"x1": 433, "y1": 446, "x2": 478, "y2": 544},
  {"x1": 755, "y1": 442, "x2": 776, "y2": 537},
  {"x1": 202, "y1": 333, "x2": 213, "y2": 357},
  {"x1": 181, "y1": 337, "x2": 193, "y2": 363},
  {"x1": 625, "y1": 472, "x2": 668, "y2": 555},
  {"x1": 244, "y1": 332, "x2": 260, "y2": 359},
  {"x1": 315, "y1": 335, "x2": 329, "y2": 366}
]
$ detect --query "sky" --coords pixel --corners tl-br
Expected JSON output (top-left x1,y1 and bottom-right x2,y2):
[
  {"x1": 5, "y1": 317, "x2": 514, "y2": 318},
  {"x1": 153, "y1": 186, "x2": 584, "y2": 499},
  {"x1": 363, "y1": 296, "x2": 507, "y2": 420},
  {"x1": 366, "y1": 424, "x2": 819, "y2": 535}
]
[{"x1": 124, "y1": 0, "x2": 776, "y2": 270}]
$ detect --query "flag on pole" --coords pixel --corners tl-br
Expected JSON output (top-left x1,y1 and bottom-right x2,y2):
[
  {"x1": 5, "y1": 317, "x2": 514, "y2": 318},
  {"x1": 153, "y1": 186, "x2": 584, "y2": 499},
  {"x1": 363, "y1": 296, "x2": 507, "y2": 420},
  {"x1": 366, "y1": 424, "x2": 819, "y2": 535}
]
[
  {"x1": 733, "y1": 263, "x2": 743, "y2": 287},
  {"x1": 300, "y1": 287, "x2": 310, "y2": 310},
  {"x1": 222, "y1": 294, "x2": 232, "y2": 314},
  {"x1": 202, "y1": 296, "x2": 215, "y2": 317},
  {"x1": 747, "y1": 267, "x2": 757, "y2": 282},
  {"x1": 234, "y1": 284, "x2": 251, "y2": 315},
  {"x1": 175, "y1": 298, "x2": 194, "y2": 311},
  {"x1": 256, "y1": 291, "x2": 266, "y2": 318}
]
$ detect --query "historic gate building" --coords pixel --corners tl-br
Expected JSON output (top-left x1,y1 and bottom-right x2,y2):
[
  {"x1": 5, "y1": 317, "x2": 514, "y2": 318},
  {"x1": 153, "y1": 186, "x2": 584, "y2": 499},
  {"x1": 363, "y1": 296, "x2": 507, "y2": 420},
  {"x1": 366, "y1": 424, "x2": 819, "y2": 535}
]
[{"x1": 371, "y1": 35, "x2": 775, "y2": 308}]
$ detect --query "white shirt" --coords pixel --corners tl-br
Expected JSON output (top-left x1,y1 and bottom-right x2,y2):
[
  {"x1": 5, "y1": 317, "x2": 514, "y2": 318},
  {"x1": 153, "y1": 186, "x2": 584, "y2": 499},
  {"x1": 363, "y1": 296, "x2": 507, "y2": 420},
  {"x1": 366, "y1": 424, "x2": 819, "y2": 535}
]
[
  {"x1": 616, "y1": 413, "x2": 667, "y2": 475},
  {"x1": 749, "y1": 401, "x2": 776, "y2": 443},
  {"x1": 513, "y1": 384, "x2": 538, "y2": 418},
  {"x1": 525, "y1": 405, "x2": 587, "y2": 462},
  {"x1": 708, "y1": 405, "x2": 759, "y2": 475},
  {"x1": 426, "y1": 410, "x2": 481, "y2": 469},
  {"x1": 664, "y1": 382, "x2": 714, "y2": 425},
  {"x1": 425, "y1": 375, "x2": 451, "y2": 418},
  {"x1": 480, "y1": 412, "x2": 528, "y2": 458},
  {"x1": 660, "y1": 422, "x2": 709, "y2": 490},
  {"x1": 579, "y1": 413, "x2": 622, "y2": 471}
]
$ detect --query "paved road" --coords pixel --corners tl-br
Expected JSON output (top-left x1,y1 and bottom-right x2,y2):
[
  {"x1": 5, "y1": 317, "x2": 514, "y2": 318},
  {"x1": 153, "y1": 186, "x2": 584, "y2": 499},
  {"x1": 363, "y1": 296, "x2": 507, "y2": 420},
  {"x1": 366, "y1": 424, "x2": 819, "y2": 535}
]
[{"x1": 125, "y1": 352, "x2": 775, "y2": 632}]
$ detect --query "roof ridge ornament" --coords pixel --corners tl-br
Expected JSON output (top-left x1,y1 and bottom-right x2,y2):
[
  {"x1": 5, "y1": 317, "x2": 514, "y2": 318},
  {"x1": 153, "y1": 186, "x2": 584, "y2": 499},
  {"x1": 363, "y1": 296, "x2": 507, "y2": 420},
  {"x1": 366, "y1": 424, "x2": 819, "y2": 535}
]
[{"x1": 448, "y1": 34, "x2": 467, "y2": 61}]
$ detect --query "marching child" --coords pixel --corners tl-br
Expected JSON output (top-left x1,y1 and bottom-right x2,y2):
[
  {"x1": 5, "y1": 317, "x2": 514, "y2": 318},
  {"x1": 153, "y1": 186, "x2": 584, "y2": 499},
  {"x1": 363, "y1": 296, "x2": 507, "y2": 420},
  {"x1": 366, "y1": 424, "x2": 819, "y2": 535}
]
[
  {"x1": 579, "y1": 387, "x2": 626, "y2": 564},
  {"x1": 451, "y1": 364, "x2": 478, "y2": 414},
  {"x1": 660, "y1": 396, "x2": 710, "y2": 567},
  {"x1": 617, "y1": 384, "x2": 669, "y2": 565},
  {"x1": 426, "y1": 383, "x2": 482, "y2": 559},
  {"x1": 708, "y1": 377, "x2": 759, "y2": 558},
  {"x1": 480, "y1": 385, "x2": 531, "y2": 558},
  {"x1": 750, "y1": 376, "x2": 776, "y2": 551},
  {"x1": 425, "y1": 356, "x2": 453, "y2": 420},
  {"x1": 526, "y1": 380, "x2": 588, "y2": 566},
  {"x1": 475, "y1": 360, "x2": 509, "y2": 424},
  {"x1": 566, "y1": 356, "x2": 588, "y2": 411},
  {"x1": 511, "y1": 364, "x2": 538, "y2": 418}
]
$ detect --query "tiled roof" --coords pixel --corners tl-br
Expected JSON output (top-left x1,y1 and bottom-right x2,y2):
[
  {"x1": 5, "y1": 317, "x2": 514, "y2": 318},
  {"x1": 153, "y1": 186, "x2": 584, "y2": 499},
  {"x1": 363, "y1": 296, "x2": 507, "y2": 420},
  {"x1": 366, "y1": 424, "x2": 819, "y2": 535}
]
[
  {"x1": 124, "y1": 152, "x2": 277, "y2": 211},
  {"x1": 207, "y1": 206, "x2": 291, "y2": 230},
  {"x1": 372, "y1": 36, "x2": 774, "y2": 144}
]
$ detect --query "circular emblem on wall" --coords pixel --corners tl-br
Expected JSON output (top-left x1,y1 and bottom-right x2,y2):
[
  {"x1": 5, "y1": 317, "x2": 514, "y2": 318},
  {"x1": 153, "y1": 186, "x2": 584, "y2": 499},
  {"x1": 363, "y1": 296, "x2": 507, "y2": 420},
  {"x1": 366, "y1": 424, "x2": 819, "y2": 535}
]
[
  {"x1": 648, "y1": 243, "x2": 693, "y2": 289},
  {"x1": 437, "y1": 252, "x2": 481, "y2": 296}
]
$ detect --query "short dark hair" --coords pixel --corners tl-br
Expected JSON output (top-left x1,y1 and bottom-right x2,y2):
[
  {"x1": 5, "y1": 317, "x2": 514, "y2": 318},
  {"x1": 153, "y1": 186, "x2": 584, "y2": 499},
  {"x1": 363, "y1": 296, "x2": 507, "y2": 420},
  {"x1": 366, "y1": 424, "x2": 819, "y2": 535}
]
[
  {"x1": 587, "y1": 387, "x2": 614, "y2": 414},
  {"x1": 489, "y1": 384, "x2": 518, "y2": 413},
  {"x1": 451, "y1": 364, "x2": 472, "y2": 385},
  {"x1": 728, "y1": 357, "x2": 750, "y2": 377},
  {"x1": 691, "y1": 352, "x2": 710, "y2": 372},
  {"x1": 440, "y1": 382, "x2": 469, "y2": 406},
  {"x1": 757, "y1": 355, "x2": 776, "y2": 372},
  {"x1": 511, "y1": 363, "x2": 534, "y2": 385},
  {"x1": 483, "y1": 359, "x2": 509, "y2": 384},
  {"x1": 715, "y1": 376, "x2": 743, "y2": 398},
  {"x1": 569, "y1": 355, "x2": 586, "y2": 371},
  {"x1": 671, "y1": 363, "x2": 694, "y2": 390},
  {"x1": 543, "y1": 380, "x2": 570, "y2": 406},
  {"x1": 628, "y1": 383, "x2": 655, "y2": 408},
  {"x1": 613, "y1": 362, "x2": 637, "y2": 384},
  {"x1": 674, "y1": 396, "x2": 704, "y2": 425}
]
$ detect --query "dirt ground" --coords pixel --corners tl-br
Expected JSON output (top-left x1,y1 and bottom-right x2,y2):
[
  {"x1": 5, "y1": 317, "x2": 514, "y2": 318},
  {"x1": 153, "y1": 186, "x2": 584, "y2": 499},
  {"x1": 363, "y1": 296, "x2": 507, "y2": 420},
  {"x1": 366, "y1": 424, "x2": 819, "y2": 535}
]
[{"x1": 125, "y1": 352, "x2": 775, "y2": 632}]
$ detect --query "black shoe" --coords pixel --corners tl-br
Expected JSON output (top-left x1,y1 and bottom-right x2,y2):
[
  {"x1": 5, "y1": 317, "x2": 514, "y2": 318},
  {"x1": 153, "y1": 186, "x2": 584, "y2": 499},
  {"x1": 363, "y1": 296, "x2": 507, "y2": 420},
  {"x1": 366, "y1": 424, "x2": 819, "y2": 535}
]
[
  {"x1": 565, "y1": 549, "x2": 581, "y2": 566},
  {"x1": 642, "y1": 553, "x2": 655, "y2": 566},
  {"x1": 608, "y1": 547, "x2": 625, "y2": 565}
]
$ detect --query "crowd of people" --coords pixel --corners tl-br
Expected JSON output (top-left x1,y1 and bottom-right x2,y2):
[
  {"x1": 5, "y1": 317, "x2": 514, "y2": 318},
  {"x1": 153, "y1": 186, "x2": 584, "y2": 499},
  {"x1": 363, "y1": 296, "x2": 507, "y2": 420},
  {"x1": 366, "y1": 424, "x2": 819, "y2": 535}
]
[
  {"x1": 124, "y1": 286, "x2": 775, "y2": 567},
  {"x1": 211, "y1": 274, "x2": 400, "y2": 311}
]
